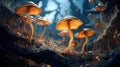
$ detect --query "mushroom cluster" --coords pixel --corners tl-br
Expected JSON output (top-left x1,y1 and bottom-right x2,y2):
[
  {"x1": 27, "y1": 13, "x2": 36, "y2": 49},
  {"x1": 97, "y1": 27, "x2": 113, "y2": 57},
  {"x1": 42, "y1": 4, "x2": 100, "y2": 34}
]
[
  {"x1": 15, "y1": 1, "x2": 42, "y2": 43},
  {"x1": 56, "y1": 16, "x2": 83, "y2": 52},
  {"x1": 15, "y1": 1, "x2": 96, "y2": 56}
]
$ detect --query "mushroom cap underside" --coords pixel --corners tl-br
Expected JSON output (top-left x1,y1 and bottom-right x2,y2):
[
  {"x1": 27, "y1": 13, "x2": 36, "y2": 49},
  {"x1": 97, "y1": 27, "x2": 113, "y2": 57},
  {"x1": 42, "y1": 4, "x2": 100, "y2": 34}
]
[{"x1": 58, "y1": 30, "x2": 69, "y2": 36}]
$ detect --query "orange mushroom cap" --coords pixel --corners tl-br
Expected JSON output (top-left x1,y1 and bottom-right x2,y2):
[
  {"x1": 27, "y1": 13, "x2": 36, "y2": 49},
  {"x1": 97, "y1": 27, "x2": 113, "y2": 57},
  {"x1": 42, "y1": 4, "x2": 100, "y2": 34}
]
[
  {"x1": 36, "y1": 19, "x2": 51, "y2": 25},
  {"x1": 56, "y1": 16, "x2": 83, "y2": 30},
  {"x1": 75, "y1": 28, "x2": 95, "y2": 38},
  {"x1": 75, "y1": 31, "x2": 87, "y2": 39},
  {"x1": 16, "y1": 1, "x2": 42, "y2": 16},
  {"x1": 83, "y1": 28, "x2": 95, "y2": 36},
  {"x1": 58, "y1": 30, "x2": 69, "y2": 37}
]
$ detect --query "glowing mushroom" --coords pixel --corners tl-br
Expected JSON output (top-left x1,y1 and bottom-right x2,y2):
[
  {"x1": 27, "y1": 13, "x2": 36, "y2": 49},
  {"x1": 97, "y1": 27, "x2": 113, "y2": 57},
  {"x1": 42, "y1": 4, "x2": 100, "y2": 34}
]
[
  {"x1": 36, "y1": 19, "x2": 51, "y2": 38},
  {"x1": 75, "y1": 28, "x2": 95, "y2": 57},
  {"x1": 15, "y1": 1, "x2": 42, "y2": 43},
  {"x1": 56, "y1": 16, "x2": 83, "y2": 52},
  {"x1": 58, "y1": 30, "x2": 69, "y2": 42}
]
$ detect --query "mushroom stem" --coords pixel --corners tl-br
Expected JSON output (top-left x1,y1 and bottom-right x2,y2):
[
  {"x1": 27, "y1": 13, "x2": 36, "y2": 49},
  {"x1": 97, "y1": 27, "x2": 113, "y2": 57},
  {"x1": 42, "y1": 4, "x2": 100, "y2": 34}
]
[
  {"x1": 100, "y1": 11, "x2": 104, "y2": 33},
  {"x1": 82, "y1": 37, "x2": 89, "y2": 57},
  {"x1": 100, "y1": 12, "x2": 103, "y2": 24},
  {"x1": 65, "y1": 21, "x2": 74, "y2": 52},
  {"x1": 40, "y1": 21, "x2": 46, "y2": 38},
  {"x1": 29, "y1": 22, "x2": 34, "y2": 43}
]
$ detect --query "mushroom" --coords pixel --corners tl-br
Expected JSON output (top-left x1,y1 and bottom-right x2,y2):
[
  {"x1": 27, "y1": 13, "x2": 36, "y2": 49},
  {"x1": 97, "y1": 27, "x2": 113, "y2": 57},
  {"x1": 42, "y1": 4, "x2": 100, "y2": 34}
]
[
  {"x1": 15, "y1": 1, "x2": 42, "y2": 43},
  {"x1": 58, "y1": 30, "x2": 69, "y2": 42},
  {"x1": 36, "y1": 19, "x2": 51, "y2": 38},
  {"x1": 75, "y1": 28, "x2": 95, "y2": 57},
  {"x1": 16, "y1": 1, "x2": 41, "y2": 16},
  {"x1": 89, "y1": 0, "x2": 96, "y2": 2},
  {"x1": 94, "y1": 3, "x2": 106, "y2": 12},
  {"x1": 93, "y1": 3, "x2": 106, "y2": 33},
  {"x1": 56, "y1": 16, "x2": 83, "y2": 52}
]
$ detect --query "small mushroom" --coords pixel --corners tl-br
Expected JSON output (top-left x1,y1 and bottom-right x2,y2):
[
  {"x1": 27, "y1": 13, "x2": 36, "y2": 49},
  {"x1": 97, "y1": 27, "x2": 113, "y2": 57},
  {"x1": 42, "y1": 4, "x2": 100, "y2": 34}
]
[
  {"x1": 36, "y1": 19, "x2": 51, "y2": 38},
  {"x1": 93, "y1": 3, "x2": 106, "y2": 33},
  {"x1": 15, "y1": 1, "x2": 42, "y2": 43},
  {"x1": 88, "y1": 0, "x2": 96, "y2": 2},
  {"x1": 56, "y1": 16, "x2": 83, "y2": 52},
  {"x1": 58, "y1": 30, "x2": 69, "y2": 42},
  {"x1": 94, "y1": 2, "x2": 106, "y2": 12},
  {"x1": 75, "y1": 28, "x2": 95, "y2": 57}
]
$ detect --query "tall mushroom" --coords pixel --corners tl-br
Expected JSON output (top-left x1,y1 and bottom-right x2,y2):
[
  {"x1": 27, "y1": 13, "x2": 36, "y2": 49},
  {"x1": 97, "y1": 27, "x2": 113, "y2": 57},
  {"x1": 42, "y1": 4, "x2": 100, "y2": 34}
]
[
  {"x1": 56, "y1": 16, "x2": 83, "y2": 52},
  {"x1": 36, "y1": 19, "x2": 51, "y2": 38},
  {"x1": 58, "y1": 30, "x2": 69, "y2": 42},
  {"x1": 15, "y1": 1, "x2": 42, "y2": 43},
  {"x1": 93, "y1": 2, "x2": 106, "y2": 33},
  {"x1": 75, "y1": 28, "x2": 95, "y2": 57}
]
